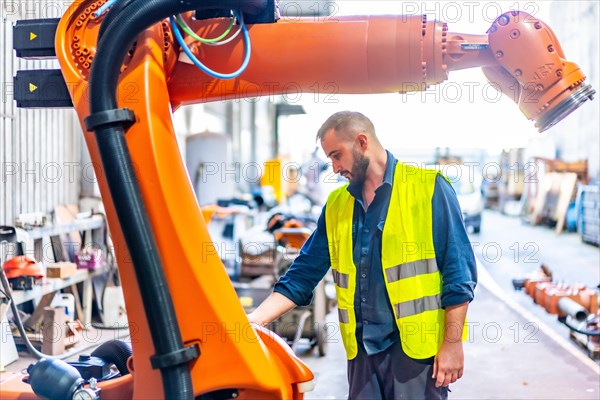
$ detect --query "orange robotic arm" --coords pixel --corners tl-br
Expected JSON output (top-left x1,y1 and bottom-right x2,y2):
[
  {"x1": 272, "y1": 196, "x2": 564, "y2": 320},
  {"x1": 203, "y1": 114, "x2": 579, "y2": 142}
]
[
  {"x1": 168, "y1": 10, "x2": 593, "y2": 132},
  {"x1": 3, "y1": 2, "x2": 592, "y2": 400}
]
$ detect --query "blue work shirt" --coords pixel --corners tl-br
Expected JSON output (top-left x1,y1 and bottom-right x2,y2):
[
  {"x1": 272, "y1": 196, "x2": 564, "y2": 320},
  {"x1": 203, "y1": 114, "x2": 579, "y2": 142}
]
[{"x1": 274, "y1": 151, "x2": 477, "y2": 355}]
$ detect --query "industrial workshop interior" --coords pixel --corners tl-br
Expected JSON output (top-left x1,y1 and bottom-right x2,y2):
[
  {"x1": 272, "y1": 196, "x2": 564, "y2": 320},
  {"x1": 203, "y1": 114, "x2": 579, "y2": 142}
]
[{"x1": 0, "y1": 1, "x2": 598, "y2": 399}]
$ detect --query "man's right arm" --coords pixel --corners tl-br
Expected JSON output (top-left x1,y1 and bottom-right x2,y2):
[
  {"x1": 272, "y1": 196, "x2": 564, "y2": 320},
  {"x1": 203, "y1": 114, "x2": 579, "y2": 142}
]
[
  {"x1": 247, "y1": 292, "x2": 297, "y2": 326},
  {"x1": 248, "y1": 205, "x2": 331, "y2": 324}
]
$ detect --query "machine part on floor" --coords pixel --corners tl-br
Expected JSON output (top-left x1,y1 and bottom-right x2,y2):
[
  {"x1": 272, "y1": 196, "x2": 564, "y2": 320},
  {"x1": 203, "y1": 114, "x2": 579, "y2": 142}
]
[
  {"x1": 531, "y1": 282, "x2": 598, "y2": 316},
  {"x1": 513, "y1": 264, "x2": 553, "y2": 294},
  {"x1": 559, "y1": 316, "x2": 600, "y2": 337},
  {"x1": 73, "y1": 378, "x2": 102, "y2": 400},
  {"x1": 512, "y1": 278, "x2": 527, "y2": 291},
  {"x1": 27, "y1": 342, "x2": 134, "y2": 399},
  {"x1": 90, "y1": 340, "x2": 133, "y2": 377},
  {"x1": 515, "y1": 268, "x2": 600, "y2": 358},
  {"x1": 2, "y1": 1, "x2": 595, "y2": 399},
  {"x1": 27, "y1": 358, "x2": 85, "y2": 400},
  {"x1": 557, "y1": 297, "x2": 589, "y2": 322},
  {"x1": 68, "y1": 354, "x2": 117, "y2": 382}
]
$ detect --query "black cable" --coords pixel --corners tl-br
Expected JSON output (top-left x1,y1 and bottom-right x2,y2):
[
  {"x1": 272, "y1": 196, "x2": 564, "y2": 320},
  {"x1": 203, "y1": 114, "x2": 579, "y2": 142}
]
[
  {"x1": 559, "y1": 316, "x2": 600, "y2": 337},
  {"x1": 91, "y1": 1, "x2": 201, "y2": 398},
  {"x1": 90, "y1": 2, "x2": 270, "y2": 397},
  {"x1": 97, "y1": 0, "x2": 140, "y2": 40},
  {"x1": 0, "y1": 269, "x2": 72, "y2": 360}
]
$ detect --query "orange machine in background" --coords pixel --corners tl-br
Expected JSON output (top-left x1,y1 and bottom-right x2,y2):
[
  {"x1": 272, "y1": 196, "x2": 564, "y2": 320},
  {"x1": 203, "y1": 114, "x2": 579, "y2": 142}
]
[{"x1": 1, "y1": 0, "x2": 595, "y2": 399}]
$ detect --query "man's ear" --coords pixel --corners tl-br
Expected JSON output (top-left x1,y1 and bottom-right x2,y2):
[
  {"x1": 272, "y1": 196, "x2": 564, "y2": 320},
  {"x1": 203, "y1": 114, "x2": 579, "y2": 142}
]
[{"x1": 356, "y1": 132, "x2": 368, "y2": 149}]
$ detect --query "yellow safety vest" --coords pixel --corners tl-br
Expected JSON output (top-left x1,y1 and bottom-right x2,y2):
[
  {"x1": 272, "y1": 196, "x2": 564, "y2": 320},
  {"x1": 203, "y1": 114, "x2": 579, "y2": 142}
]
[{"x1": 325, "y1": 162, "x2": 467, "y2": 360}]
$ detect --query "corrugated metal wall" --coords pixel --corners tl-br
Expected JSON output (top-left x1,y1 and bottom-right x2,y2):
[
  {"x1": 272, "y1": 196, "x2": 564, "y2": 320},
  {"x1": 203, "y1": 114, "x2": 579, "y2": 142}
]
[{"x1": 1, "y1": 1, "x2": 81, "y2": 225}]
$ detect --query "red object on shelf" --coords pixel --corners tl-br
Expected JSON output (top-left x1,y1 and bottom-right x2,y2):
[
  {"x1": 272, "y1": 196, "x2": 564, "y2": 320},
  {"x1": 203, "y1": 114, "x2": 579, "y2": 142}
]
[{"x1": 2, "y1": 256, "x2": 45, "y2": 279}]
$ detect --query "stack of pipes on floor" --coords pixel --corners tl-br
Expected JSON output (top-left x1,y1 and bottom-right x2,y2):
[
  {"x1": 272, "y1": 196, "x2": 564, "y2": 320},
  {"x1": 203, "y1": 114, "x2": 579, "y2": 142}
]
[{"x1": 513, "y1": 265, "x2": 600, "y2": 358}]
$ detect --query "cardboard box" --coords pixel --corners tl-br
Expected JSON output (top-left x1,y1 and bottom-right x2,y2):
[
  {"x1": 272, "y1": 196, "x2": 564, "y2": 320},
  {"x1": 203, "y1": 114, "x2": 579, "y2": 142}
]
[{"x1": 46, "y1": 262, "x2": 78, "y2": 279}]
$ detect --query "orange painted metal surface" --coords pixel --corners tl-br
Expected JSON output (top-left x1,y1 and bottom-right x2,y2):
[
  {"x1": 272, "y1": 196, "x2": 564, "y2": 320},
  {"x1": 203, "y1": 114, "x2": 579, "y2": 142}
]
[
  {"x1": 486, "y1": 11, "x2": 590, "y2": 129},
  {"x1": 167, "y1": 13, "x2": 449, "y2": 103},
  {"x1": 50, "y1": 1, "x2": 313, "y2": 398}
]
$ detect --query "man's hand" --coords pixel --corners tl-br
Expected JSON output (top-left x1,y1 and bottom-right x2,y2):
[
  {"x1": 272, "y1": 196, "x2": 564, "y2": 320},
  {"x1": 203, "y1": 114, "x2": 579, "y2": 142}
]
[
  {"x1": 246, "y1": 310, "x2": 265, "y2": 327},
  {"x1": 432, "y1": 340, "x2": 464, "y2": 387},
  {"x1": 246, "y1": 292, "x2": 297, "y2": 327},
  {"x1": 432, "y1": 302, "x2": 469, "y2": 387}
]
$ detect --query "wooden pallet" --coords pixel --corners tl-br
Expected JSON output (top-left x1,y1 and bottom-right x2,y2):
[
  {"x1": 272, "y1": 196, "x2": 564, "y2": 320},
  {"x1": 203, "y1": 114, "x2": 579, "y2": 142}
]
[{"x1": 569, "y1": 330, "x2": 600, "y2": 359}]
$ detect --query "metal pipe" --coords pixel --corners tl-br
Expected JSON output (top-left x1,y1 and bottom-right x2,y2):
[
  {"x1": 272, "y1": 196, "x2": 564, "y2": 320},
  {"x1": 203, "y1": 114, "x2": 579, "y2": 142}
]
[{"x1": 557, "y1": 297, "x2": 588, "y2": 322}]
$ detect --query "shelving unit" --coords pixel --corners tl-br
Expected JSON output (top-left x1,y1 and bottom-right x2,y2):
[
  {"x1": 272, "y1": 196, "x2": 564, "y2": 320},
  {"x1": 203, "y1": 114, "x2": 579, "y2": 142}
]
[{"x1": 578, "y1": 184, "x2": 600, "y2": 246}]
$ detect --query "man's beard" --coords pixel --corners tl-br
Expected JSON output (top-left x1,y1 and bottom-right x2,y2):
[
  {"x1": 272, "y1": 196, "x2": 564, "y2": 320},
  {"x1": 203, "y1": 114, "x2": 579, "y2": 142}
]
[{"x1": 349, "y1": 146, "x2": 369, "y2": 185}]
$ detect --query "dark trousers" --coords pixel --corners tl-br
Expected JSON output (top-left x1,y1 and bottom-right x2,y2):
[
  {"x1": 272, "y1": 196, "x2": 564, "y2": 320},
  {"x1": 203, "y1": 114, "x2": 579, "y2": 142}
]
[{"x1": 347, "y1": 341, "x2": 449, "y2": 400}]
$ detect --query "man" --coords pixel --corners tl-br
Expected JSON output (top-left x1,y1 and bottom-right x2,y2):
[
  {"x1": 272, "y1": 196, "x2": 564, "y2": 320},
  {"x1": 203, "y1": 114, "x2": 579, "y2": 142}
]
[{"x1": 248, "y1": 111, "x2": 477, "y2": 399}]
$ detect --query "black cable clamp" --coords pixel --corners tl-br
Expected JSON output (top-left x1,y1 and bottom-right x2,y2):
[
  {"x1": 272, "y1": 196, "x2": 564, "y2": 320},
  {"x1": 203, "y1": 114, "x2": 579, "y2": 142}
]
[
  {"x1": 84, "y1": 108, "x2": 136, "y2": 132},
  {"x1": 150, "y1": 343, "x2": 200, "y2": 370}
]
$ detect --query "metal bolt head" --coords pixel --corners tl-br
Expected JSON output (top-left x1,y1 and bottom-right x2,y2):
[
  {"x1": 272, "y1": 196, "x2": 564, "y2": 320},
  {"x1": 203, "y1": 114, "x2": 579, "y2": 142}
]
[
  {"x1": 534, "y1": 22, "x2": 542, "y2": 29},
  {"x1": 515, "y1": 69, "x2": 522, "y2": 77},
  {"x1": 556, "y1": 70, "x2": 563, "y2": 77},
  {"x1": 510, "y1": 29, "x2": 520, "y2": 39},
  {"x1": 496, "y1": 51, "x2": 504, "y2": 58},
  {"x1": 89, "y1": 377, "x2": 97, "y2": 389},
  {"x1": 547, "y1": 45, "x2": 554, "y2": 52},
  {"x1": 498, "y1": 15, "x2": 510, "y2": 26}
]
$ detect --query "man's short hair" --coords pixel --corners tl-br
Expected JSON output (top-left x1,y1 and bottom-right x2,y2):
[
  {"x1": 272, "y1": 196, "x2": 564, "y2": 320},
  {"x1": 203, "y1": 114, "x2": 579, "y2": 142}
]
[{"x1": 316, "y1": 111, "x2": 376, "y2": 142}]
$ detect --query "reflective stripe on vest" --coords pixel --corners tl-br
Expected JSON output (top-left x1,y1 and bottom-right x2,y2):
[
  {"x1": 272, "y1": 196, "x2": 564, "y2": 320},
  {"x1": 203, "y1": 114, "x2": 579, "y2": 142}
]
[
  {"x1": 385, "y1": 258, "x2": 438, "y2": 282},
  {"x1": 332, "y1": 269, "x2": 350, "y2": 289},
  {"x1": 325, "y1": 162, "x2": 466, "y2": 360}
]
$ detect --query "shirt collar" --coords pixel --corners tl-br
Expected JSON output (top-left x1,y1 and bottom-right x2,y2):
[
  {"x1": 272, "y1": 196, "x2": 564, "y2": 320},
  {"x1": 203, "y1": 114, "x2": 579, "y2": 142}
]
[
  {"x1": 347, "y1": 150, "x2": 397, "y2": 199},
  {"x1": 382, "y1": 150, "x2": 397, "y2": 188}
]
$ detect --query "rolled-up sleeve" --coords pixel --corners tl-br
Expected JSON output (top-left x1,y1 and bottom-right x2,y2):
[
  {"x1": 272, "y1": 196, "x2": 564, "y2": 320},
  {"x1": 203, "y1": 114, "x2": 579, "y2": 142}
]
[
  {"x1": 432, "y1": 175, "x2": 478, "y2": 308},
  {"x1": 273, "y1": 206, "x2": 331, "y2": 306}
]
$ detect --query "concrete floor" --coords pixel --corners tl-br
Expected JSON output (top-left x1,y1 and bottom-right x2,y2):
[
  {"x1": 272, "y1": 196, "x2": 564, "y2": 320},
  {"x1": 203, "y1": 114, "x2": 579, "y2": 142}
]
[
  {"x1": 299, "y1": 210, "x2": 600, "y2": 399},
  {"x1": 472, "y1": 210, "x2": 599, "y2": 293},
  {"x1": 300, "y1": 282, "x2": 600, "y2": 399}
]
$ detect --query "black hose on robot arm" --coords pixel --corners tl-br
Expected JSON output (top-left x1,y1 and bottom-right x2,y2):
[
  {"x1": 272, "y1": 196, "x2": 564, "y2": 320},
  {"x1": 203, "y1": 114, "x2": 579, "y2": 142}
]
[{"x1": 86, "y1": 1, "x2": 270, "y2": 398}]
